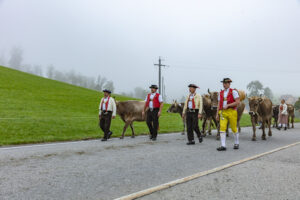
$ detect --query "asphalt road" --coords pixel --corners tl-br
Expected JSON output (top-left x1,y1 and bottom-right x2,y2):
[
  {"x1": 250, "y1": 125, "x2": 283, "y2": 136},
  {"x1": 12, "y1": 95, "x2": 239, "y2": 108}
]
[{"x1": 0, "y1": 125, "x2": 299, "y2": 200}]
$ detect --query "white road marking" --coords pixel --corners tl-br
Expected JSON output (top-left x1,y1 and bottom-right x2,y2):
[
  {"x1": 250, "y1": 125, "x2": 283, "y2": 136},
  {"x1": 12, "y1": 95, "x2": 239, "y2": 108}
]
[{"x1": 114, "y1": 141, "x2": 300, "y2": 200}]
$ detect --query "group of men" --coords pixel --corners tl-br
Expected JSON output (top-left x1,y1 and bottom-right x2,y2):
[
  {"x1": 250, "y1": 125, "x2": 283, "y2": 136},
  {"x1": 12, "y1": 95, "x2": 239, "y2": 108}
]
[{"x1": 98, "y1": 78, "x2": 241, "y2": 151}]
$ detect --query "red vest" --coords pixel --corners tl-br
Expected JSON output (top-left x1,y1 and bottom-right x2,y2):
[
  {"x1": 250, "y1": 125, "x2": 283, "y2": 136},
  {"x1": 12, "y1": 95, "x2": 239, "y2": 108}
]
[
  {"x1": 146, "y1": 93, "x2": 160, "y2": 108},
  {"x1": 101, "y1": 96, "x2": 110, "y2": 111},
  {"x1": 219, "y1": 88, "x2": 237, "y2": 110}
]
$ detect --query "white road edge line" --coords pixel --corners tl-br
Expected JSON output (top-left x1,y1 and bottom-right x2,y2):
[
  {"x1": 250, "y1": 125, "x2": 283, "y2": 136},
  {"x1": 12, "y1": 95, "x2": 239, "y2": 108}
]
[{"x1": 114, "y1": 141, "x2": 300, "y2": 200}]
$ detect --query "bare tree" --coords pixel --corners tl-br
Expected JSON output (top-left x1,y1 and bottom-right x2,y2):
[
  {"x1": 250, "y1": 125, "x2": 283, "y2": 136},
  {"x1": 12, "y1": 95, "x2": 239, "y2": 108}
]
[
  {"x1": 32, "y1": 65, "x2": 43, "y2": 76},
  {"x1": 95, "y1": 75, "x2": 107, "y2": 91},
  {"x1": 8, "y1": 46, "x2": 23, "y2": 69},
  {"x1": 46, "y1": 65, "x2": 55, "y2": 79},
  {"x1": 103, "y1": 80, "x2": 114, "y2": 93}
]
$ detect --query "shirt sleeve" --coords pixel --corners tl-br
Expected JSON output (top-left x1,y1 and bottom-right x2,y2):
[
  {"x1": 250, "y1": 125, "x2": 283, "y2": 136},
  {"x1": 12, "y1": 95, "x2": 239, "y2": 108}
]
[
  {"x1": 99, "y1": 98, "x2": 103, "y2": 115},
  {"x1": 145, "y1": 95, "x2": 148, "y2": 102},
  {"x1": 198, "y1": 95, "x2": 203, "y2": 113},
  {"x1": 158, "y1": 94, "x2": 163, "y2": 103},
  {"x1": 182, "y1": 95, "x2": 188, "y2": 114},
  {"x1": 218, "y1": 93, "x2": 220, "y2": 101},
  {"x1": 233, "y1": 90, "x2": 239, "y2": 99},
  {"x1": 111, "y1": 98, "x2": 117, "y2": 117}
]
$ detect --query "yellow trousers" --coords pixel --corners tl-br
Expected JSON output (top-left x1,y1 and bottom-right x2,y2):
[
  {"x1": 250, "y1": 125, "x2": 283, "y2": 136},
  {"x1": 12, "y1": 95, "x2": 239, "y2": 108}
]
[{"x1": 219, "y1": 108, "x2": 238, "y2": 133}]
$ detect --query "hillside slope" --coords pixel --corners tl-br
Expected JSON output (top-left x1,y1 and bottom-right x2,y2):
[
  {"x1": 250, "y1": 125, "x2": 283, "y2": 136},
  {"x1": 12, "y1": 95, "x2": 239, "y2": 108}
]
[{"x1": 0, "y1": 66, "x2": 184, "y2": 145}]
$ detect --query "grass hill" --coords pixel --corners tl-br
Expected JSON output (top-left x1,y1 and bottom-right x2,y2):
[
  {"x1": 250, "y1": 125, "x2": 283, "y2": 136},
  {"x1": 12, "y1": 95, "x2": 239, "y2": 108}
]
[{"x1": 0, "y1": 66, "x2": 187, "y2": 145}]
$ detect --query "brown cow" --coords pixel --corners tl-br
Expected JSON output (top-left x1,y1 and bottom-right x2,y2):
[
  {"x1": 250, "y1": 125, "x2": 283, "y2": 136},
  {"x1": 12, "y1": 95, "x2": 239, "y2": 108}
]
[
  {"x1": 116, "y1": 100, "x2": 146, "y2": 139},
  {"x1": 167, "y1": 101, "x2": 186, "y2": 135},
  {"x1": 248, "y1": 97, "x2": 273, "y2": 141},
  {"x1": 272, "y1": 105, "x2": 279, "y2": 128},
  {"x1": 287, "y1": 104, "x2": 295, "y2": 128},
  {"x1": 202, "y1": 91, "x2": 219, "y2": 138}
]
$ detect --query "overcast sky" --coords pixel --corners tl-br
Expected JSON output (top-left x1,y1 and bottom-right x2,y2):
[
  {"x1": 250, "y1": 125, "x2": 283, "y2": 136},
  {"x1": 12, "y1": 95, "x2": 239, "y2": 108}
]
[{"x1": 0, "y1": 0, "x2": 299, "y2": 100}]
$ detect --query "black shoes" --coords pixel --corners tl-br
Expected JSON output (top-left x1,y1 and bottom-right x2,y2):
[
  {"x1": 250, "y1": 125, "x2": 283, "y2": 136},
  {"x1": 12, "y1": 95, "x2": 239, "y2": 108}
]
[
  {"x1": 186, "y1": 141, "x2": 195, "y2": 145},
  {"x1": 101, "y1": 138, "x2": 107, "y2": 141},
  {"x1": 277, "y1": 126, "x2": 282, "y2": 131},
  {"x1": 199, "y1": 137, "x2": 203, "y2": 143},
  {"x1": 284, "y1": 127, "x2": 287, "y2": 131},
  {"x1": 152, "y1": 138, "x2": 157, "y2": 141},
  {"x1": 233, "y1": 144, "x2": 239, "y2": 149},
  {"x1": 217, "y1": 146, "x2": 226, "y2": 151},
  {"x1": 107, "y1": 131, "x2": 113, "y2": 139}
]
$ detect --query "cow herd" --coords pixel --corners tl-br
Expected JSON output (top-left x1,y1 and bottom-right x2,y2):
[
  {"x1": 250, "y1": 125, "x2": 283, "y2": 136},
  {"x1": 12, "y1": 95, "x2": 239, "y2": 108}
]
[{"x1": 115, "y1": 90, "x2": 295, "y2": 141}]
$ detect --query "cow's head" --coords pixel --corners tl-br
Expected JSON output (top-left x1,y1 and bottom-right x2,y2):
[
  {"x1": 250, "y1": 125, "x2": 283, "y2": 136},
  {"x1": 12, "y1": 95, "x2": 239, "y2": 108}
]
[
  {"x1": 248, "y1": 97, "x2": 263, "y2": 116},
  {"x1": 167, "y1": 100, "x2": 181, "y2": 113},
  {"x1": 208, "y1": 89, "x2": 219, "y2": 110}
]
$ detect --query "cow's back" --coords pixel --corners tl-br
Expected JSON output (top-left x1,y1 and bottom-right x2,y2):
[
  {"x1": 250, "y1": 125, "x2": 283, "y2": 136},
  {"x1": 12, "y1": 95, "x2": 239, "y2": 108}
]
[
  {"x1": 237, "y1": 101, "x2": 245, "y2": 119},
  {"x1": 259, "y1": 98, "x2": 273, "y2": 119},
  {"x1": 287, "y1": 104, "x2": 295, "y2": 117}
]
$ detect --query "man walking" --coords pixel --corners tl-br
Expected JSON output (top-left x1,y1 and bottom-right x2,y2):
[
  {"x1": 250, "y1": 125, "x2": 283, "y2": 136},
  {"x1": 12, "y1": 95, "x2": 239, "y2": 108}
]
[
  {"x1": 182, "y1": 84, "x2": 203, "y2": 145},
  {"x1": 216, "y1": 78, "x2": 240, "y2": 151},
  {"x1": 99, "y1": 89, "x2": 116, "y2": 141},
  {"x1": 142, "y1": 84, "x2": 163, "y2": 141}
]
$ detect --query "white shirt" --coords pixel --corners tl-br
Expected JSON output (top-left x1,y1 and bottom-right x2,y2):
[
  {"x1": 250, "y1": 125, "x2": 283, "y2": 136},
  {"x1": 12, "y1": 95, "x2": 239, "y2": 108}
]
[
  {"x1": 102, "y1": 97, "x2": 109, "y2": 110},
  {"x1": 145, "y1": 93, "x2": 163, "y2": 108},
  {"x1": 188, "y1": 93, "x2": 196, "y2": 109},
  {"x1": 279, "y1": 103, "x2": 288, "y2": 115},
  {"x1": 218, "y1": 88, "x2": 239, "y2": 108},
  {"x1": 99, "y1": 96, "x2": 117, "y2": 116}
]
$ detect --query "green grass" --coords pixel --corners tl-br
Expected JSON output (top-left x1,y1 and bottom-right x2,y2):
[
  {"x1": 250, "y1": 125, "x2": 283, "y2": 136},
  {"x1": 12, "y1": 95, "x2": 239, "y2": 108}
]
[{"x1": 0, "y1": 66, "x2": 298, "y2": 146}]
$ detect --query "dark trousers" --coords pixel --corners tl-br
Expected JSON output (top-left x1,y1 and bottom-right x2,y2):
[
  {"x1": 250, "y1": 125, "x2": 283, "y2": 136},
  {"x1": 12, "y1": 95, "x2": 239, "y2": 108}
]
[
  {"x1": 99, "y1": 111, "x2": 112, "y2": 139},
  {"x1": 186, "y1": 109, "x2": 202, "y2": 141},
  {"x1": 146, "y1": 108, "x2": 159, "y2": 138}
]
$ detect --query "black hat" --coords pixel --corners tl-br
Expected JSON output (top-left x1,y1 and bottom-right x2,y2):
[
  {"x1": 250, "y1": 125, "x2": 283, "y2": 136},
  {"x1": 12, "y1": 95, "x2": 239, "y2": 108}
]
[
  {"x1": 102, "y1": 89, "x2": 112, "y2": 93},
  {"x1": 221, "y1": 78, "x2": 232, "y2": 83},
  {"x1": 149, "y1": 84, "x2": 158, "y2": 89},
  {"x1": 188, "y1": 84, "x2": 199, "y2": 88}
]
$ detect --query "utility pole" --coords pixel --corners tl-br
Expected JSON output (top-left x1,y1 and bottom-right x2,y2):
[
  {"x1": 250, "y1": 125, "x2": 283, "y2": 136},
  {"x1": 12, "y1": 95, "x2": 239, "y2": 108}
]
[{"x1": 154, "y1": 57, "x2": 167, "y2": 95}]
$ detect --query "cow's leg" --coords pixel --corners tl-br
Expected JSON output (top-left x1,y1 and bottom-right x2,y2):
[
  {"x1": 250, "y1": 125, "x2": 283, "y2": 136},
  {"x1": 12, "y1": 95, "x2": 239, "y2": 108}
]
[
  {"x1": 274, "y1": 117, "x2": 277, "y2": 128},
  {"x1": 208, "y1": 119, "x2": 212, "y2": 135},
  {"x1": 226, "y1": 123, "x2": 229, "y2": 137},
  {"x1": 130, "y1": 123, "x2": 135, "y2": 138},
  {"x1": 238, "y1": 119, "x2": 241, "y2": 133},
  {"x1": 268, "y1": 118, "x2": 272, "y2": 136},
  {"x1": 261, "y1": 120, "x2": 266, "y2": 140},
  {"x1": 251, "y1": 117, "x2": 257, "y2": 141},
  {"x1": 292, "y1": 116, "x2": 294, "y2": 128},
  {"x1": 202, "y1": 117, "x2": 207, "y2": 137},
  {"x1": 120, "y1": 121, "x2": 130, "y2": 139},
  {"x1": 211, "y1": 116, "x2": 220, "y2": 140},
  {"x1": 182, "y1": 118, "x2": 185, "y2": 135}
]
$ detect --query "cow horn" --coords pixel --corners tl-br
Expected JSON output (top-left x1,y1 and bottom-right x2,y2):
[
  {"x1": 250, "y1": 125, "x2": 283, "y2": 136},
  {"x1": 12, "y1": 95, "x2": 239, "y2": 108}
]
[{"x1": 208, "y1": 88, "x2": 211, "y2": 94}]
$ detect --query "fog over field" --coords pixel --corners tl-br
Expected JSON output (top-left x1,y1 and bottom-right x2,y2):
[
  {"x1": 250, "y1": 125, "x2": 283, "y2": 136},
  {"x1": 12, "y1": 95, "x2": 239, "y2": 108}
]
[{"x1": 0, "y1": 0, "x2": 299, "y2": 101}]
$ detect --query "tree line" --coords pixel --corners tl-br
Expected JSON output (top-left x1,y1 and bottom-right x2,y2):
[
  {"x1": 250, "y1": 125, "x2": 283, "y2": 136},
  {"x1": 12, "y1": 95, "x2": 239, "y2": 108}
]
[{"x1": 0, "y1": 47, "x2": 115, "y2": 92}]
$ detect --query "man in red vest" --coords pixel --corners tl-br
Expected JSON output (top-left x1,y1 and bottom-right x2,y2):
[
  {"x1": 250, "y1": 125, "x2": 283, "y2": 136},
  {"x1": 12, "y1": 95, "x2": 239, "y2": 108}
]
[
  {"x1": 142, "y1": 84, "x2": 164, "y2": 141},
  {"x1": 216, "y1": 78, "x2": 240, "y2": 151},
  {"x1": 99, "y1": 89, "x2": 116, "y2": 141}
]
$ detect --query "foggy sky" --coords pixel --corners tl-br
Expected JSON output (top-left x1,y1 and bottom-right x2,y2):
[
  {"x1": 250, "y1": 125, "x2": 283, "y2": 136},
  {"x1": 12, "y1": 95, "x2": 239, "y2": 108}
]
[{"x1": 0, "y1": 0, "x2": 300, "y2": 100}]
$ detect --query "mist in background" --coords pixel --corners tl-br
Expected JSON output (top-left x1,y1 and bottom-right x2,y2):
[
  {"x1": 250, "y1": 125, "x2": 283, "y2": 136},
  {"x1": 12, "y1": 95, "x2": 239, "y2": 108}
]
[{"x1": 0, "y1": 0, "x2": 299, "y2": 102}]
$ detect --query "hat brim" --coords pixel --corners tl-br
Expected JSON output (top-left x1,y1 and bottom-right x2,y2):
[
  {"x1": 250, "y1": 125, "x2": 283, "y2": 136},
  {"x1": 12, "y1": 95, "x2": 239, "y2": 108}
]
[
  {"x1": 221, "y1": 81, "x2": 232, "y2": 83},
  {"x1": 149, "y1": 87, "x2": 158, "y2": 89}
]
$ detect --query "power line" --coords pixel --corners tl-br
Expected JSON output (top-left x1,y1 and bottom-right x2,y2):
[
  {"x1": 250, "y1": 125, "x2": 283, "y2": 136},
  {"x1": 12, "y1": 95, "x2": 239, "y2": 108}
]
[{"x1": 154, "y1": 57, "x2": 169, "y2": 95}]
